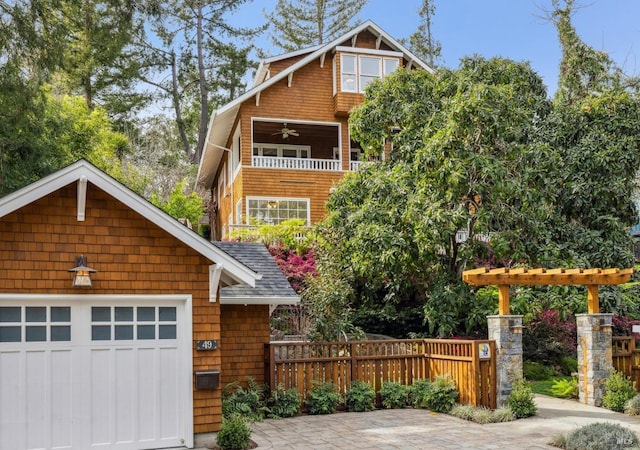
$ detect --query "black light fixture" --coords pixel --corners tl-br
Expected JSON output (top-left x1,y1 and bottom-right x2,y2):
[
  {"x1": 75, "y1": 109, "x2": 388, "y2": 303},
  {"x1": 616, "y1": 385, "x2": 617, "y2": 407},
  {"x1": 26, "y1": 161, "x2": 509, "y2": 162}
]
[{"x1": 68, "y1": 255, "x2": 97, "y2": 288}]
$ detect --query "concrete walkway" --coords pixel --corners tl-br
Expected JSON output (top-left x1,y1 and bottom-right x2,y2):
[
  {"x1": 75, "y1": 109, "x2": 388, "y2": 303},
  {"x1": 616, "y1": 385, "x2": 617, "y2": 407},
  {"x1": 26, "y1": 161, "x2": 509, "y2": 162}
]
[{"x1": 194, "y1": 395, "x2": 640, "y2": 449}]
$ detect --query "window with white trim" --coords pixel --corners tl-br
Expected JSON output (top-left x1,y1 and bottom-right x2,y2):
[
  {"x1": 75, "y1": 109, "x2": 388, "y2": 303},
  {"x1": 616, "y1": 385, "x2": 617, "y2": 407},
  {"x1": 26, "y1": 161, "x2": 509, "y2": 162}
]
[
  {"x1": 247, "y1": 197, "x2": 310, "y2": 225},
  {"x1": 253, "y1": 144, "x2": 310, "y2": 159},
  {"x1": 340, "y1": 53, "x2": 400, "y2": 93}
]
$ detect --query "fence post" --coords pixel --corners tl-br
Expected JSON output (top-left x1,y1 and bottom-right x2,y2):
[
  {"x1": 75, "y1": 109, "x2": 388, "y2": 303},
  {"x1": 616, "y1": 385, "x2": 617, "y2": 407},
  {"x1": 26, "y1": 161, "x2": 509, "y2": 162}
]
[
  {"x1": 350, "y1": 342, "x2": 357, "y2": 382},
  {"x1": 264, "y1": 343, "x2": 275, "y2": 392},
  {"x1": 471, "y1": 340, "x2": 480, "y2": 407}
]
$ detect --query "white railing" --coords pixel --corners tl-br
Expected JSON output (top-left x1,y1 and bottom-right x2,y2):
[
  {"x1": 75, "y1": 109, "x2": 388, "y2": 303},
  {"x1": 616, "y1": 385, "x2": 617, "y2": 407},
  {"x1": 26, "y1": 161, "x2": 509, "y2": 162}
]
[
  {"x1": 350, "y1": 161, "x2": 361, "y2": 171},
  {"x1": 252, "y1": 156, "x2": 341, "y2": 171}
]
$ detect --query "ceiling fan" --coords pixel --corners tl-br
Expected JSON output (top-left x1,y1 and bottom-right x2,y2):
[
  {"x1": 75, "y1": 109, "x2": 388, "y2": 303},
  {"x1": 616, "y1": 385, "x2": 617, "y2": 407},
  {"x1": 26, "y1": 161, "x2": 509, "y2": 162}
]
[{"x1": 272, "y1": 123, "x2": 299, "y2": 139}]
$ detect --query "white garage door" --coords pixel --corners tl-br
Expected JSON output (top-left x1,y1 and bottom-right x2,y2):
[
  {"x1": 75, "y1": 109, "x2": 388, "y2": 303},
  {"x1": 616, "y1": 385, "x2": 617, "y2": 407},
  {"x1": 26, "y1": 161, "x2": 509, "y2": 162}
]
[{"x1": 0, "y1": 295, "x2": 193, "y2": 450}]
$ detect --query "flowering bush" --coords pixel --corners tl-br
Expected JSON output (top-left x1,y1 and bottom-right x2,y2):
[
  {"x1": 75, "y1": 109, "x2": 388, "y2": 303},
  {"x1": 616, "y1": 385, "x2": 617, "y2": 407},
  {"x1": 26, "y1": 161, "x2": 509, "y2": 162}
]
[
  {"x1": 523, "y1": 308, "x2": 576, "y2": 368},
  {"x1": 268, "y1": 244, "x2": 317, "y2": 293}
]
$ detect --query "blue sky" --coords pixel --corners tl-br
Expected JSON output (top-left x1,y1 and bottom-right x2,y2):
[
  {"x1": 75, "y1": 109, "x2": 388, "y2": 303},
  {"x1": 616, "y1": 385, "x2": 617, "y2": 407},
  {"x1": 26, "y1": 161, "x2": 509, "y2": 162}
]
[{"x1": 242, "y1": 0, "x2": 640, "y2": 96}]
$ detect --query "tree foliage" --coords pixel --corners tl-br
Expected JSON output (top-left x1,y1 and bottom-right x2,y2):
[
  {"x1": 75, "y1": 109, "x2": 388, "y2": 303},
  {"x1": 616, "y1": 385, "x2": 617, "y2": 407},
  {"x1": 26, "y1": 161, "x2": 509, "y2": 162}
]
[
  {"x1": 265, "y1": 0, "x2": 366, "y2": 52},
  {"x1": 150, "y1": 179, "x2": 204, "y2": 227},
  {"x1": 310, "y1": 2, "x2": 640, "y2": 337}
]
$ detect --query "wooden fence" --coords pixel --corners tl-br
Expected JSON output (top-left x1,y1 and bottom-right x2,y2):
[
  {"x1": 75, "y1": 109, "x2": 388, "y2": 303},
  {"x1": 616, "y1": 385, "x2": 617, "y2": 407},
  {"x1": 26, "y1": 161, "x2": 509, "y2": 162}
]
[
  {"x1": 612, "y1": 336, "x2": 640, "y2": 390},
  {"x1": 265, "y1": 339, "x2": 496, "y2": 409}
]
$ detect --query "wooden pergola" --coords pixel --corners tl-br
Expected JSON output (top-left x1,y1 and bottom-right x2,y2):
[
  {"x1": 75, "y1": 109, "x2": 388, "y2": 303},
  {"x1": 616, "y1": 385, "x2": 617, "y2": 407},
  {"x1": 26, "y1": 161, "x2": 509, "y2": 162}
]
[{"x1": 462, "y1": 267, "x2": 635, "y2": 315}]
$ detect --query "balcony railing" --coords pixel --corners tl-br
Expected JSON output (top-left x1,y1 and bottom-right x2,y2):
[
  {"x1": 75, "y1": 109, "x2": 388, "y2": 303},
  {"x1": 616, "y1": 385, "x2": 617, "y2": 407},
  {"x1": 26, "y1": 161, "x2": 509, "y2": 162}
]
[
  {"x1": 227, "y1": 224, "x2": 313, "y2": 243},
  {"x1": 252, "y1": 156, "x2": 341, "y2": 171}
]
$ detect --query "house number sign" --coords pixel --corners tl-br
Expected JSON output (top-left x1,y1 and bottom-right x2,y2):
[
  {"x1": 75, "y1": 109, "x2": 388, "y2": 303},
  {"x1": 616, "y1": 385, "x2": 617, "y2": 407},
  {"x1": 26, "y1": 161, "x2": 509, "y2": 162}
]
[{"x1": 196, "y1": 340, "x2": 218, "y2": 350}]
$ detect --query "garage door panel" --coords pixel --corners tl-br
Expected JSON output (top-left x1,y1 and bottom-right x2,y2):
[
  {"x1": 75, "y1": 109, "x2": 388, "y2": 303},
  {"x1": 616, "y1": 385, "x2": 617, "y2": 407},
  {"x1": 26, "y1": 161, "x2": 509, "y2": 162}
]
[
  {"x1": 51, "y1": 349, "x2": 73, "y2": 449},
  {"x1": 26, "y1": 350, "x2": 48, "y2": 450},
  {"x1": 0, "y1": 351, "x2": 23, "y2": 450},
  {"x1": 159, "y1": 347, "x2": 180, "y2": 439},
  {"x1": 115, "y1": 348, "x2": 135, "y2": 444},
  {"x1": 91, "y1": 348, "x2": 112, "y2": 446},
  {"x1": 137, "y1": 348, "x2": 157, "y2": 441}
]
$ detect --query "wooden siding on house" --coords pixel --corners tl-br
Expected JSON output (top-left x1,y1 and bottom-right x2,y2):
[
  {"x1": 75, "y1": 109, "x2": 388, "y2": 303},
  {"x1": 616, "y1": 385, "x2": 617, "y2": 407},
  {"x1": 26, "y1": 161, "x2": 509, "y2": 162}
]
[
  {"x1": 220, "y1": 304, "x2": 271, "y2": 387},
  {"x1": 240, "y1": 167, "x2": 345, "y2": 225},
  {"x1": 0, "y1": 183, "x2": 225, "y2": 433}
]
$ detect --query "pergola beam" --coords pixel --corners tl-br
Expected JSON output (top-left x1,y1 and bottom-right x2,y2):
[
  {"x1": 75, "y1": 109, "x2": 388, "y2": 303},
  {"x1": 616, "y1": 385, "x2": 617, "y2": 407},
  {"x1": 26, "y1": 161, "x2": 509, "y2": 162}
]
[{"x1": 462, "y1": 267, "x2": 634, "y2": 315}]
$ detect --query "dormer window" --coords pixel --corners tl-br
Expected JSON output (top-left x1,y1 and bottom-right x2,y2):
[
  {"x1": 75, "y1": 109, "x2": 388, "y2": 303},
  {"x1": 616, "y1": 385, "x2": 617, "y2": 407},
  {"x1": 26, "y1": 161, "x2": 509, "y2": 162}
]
[{"x1": 340, "y1": 51, "x2": 400, "y2": 93}]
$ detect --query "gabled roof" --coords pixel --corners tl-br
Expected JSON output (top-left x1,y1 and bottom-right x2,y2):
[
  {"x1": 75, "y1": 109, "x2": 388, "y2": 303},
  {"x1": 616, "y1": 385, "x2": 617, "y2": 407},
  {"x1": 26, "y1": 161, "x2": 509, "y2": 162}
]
[
  {"x1": 213, "y1": 241, "x2": 299, "y2": 305},
  {"x1": 196, "y1": 20, "x2": 433, "y2": 189},
  {"x1": 0, "y1": 159, "x2": 260, "y2": 288}
]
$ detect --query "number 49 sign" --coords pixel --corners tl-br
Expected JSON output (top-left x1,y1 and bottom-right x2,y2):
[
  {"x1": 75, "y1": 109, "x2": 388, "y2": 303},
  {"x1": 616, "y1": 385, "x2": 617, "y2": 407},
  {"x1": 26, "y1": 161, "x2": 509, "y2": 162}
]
[
  {"x1": 479, "y1": 343, "x2": 490, "y2": 359},
  {"x1": 196, "y1": 340, "x2": 218, "y2": 351}
]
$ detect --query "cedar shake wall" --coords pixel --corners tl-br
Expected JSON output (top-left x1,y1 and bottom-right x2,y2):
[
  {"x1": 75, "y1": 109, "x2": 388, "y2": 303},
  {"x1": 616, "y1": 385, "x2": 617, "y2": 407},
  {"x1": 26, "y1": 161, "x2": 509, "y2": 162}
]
[
  {"x1": 0, "y1": 183, "x2": 223, "y2": 433},
  {"x1": 220, "y1": 304, "x2": 270, "y2": 386}
]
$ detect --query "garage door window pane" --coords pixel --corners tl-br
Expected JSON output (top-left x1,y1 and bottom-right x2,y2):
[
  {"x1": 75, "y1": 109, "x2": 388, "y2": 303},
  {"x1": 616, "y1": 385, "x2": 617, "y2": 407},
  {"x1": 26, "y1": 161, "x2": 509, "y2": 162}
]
[
  {"x1": 0, "y1": 326, "x2": 20, "y2": 342},
  {"x1": 0, "y1": 307, "x2": 20, "y2": 322},
  {"x1": 159, "y1": 307, "x2": 176, "y2": 321},
  {"x1": 137, "y1": 307, "x2": 155, "y2": 322},
  {"x1": 26, "y1": 307, "x2": 46, "y2": 322},
  {"x1": 92, "y1": 325, "x2": 110, "y2": 340},
  {"x1": 159, "y1": 325, "x2": 176, "y2": 339},
  {"x1": 26, "y1": 326, "x2": 46, "y2": 342},
  {"x1": 51, "y1": 307, "x2": 70, "y2": 322},
  {"x1": 137, "y1": 325, "x2": 155, "y2": 340},
  {"x1": 51, "y1": 326, "x2": 71, "y2": 341},
  {"x1": 115, "y1": 307, "x2": 133, "y2": 322},
  {"x1": 115, "y1": 325, "x2": 133, "y2": 340},
  {"x1": 92, "y1": 307, "x2": 110, "y2": 322}
]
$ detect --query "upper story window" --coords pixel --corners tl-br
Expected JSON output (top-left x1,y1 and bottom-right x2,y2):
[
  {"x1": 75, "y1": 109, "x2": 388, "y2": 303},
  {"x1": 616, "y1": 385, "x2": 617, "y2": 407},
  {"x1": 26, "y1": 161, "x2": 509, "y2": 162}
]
[{"x1": 340, "y1": 53, "x2": 400, "y2": 93}]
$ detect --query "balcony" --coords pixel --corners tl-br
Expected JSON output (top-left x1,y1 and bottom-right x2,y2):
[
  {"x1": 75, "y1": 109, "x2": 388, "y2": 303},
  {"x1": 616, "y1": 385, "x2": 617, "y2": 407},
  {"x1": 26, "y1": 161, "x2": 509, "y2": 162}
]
[{"x1": 252, "y1": 155, "x2": 341, "y2": 171}]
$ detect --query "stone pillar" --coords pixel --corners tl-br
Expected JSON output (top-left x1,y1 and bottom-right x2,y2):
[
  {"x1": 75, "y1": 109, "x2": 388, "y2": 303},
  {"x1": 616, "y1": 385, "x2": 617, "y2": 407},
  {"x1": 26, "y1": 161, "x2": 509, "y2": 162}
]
[
  {"x1": 487, "y1": 315, "x2": 523, "y2": 405},
  {"x1": 576, "y1": 313, "x2": 613, "y2": 406}
]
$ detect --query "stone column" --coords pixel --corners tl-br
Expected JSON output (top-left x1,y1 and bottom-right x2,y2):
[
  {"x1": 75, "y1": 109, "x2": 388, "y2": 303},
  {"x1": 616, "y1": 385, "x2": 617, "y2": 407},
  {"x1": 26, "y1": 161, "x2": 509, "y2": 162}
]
[
  {"x1": 576, "y1": 313, "x2": 613, "y2": 406},
  {"x1": 487, "y1": 315, "x2": 523, "y2": 405}
]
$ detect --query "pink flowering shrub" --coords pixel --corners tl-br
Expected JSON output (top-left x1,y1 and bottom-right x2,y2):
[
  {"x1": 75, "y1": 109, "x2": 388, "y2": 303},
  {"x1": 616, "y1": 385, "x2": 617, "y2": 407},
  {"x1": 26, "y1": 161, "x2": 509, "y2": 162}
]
[{"x1": 268, "y1": 244, "x2": 317, "y2": 293}]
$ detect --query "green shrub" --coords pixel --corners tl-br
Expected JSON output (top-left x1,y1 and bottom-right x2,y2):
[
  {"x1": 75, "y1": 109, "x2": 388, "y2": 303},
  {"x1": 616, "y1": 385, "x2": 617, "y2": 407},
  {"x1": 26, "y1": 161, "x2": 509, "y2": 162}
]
[
  {"x1": 550, "y1": 377, "x2": 578, "y2": 399},
  {"x1": 409, "y1": 379, "x2": 432, "y2": 408},
  {"x1": 267, "y1": 384, "x2": 300, "y2": 419},
  {"x1": 380, "y1": 382, "x2": 410, "y2": 409},
  {"x1": 424, "y1": 375, "x2": 459, "y2": 413},
  {"x1": 559, "y1": 356, "x2": 578, "y2": 376},
  {"x1": 222, "y1": 378, "x2": 268, "y2": 421},
  {"x1": 507, "y1": 378, "x2": 537, "y2": 418},
  {"x1": 565, "y1": 422, "x2": 639, "y2": 450},
  {"x1": 215, "y1": 415, "x2": 252, "y2": 450},
  {"x1": 602, "y1": 370, "x2": 637, "y2": 413},
  {"x1": 306, "y1": 381, "x2": 342, "y2": 415},
  {"x1": 523, "y1": 361, "x2": 557, "y2": 381},
  {"x1": 345, "y1": 381, "x2": 376, "y2": 412},
  {"x1": 625, "y1": 394, "x2": 640, "y2": 416}
]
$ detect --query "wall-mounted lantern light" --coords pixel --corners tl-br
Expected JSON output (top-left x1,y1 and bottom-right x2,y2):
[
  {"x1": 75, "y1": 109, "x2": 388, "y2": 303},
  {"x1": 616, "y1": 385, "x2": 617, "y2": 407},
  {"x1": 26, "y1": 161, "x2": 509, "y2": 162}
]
[{"x1": 68, "y1": 255, "x2": 97, "y2": 288}]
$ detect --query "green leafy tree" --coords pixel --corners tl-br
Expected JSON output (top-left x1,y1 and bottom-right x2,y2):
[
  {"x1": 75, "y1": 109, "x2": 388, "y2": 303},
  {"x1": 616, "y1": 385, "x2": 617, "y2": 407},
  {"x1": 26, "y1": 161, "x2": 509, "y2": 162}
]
[
  {"x1": 265, "y1": 0, "x2": 366, "y2": 52},
  {"x1": 150, "y1": 179, "x2": 204, "y2": 227},
  {"x1": 60, "y1": 0, "x2": 139, "y2": 114},
  {"x1": 313, "y1": 1, "x2": 640, "y2": 337}
]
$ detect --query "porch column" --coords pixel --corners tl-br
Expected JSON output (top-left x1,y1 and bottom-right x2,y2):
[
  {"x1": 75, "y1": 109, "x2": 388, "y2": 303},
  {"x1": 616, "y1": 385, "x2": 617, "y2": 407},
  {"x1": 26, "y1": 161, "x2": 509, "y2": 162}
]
[
  {"x1": 487, "y1": 315, "x2": 523, "y2": 405},
  {"x1": 576, "y1": 313, "x2": 613, "y2": 406}
]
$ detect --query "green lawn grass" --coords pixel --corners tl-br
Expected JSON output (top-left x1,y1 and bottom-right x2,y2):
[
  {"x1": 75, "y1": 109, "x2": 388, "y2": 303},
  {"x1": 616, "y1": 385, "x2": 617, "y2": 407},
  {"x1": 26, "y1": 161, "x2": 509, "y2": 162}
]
[{"x1": 529, "y1": 377, "x2": 573, "y2": 396}]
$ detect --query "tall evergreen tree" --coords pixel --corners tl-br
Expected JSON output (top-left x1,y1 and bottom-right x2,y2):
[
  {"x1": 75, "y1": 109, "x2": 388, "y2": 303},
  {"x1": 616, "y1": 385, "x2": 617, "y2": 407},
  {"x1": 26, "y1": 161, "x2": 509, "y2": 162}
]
[
  {"x1": 406, "y1": 0, "x2": 441, "y2": 68},
  {"x1": 265, "y1": 0, "x2": 367, "y2": 53},
  {"x1": 135, "y1": 0, "x2": 262, "y2": 164}
]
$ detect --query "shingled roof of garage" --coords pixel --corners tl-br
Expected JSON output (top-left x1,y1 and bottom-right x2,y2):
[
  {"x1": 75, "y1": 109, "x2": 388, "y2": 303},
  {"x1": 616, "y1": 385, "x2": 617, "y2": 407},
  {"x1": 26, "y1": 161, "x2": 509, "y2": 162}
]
[{"x1": 212, "y1": 241, "x2": 300, "y2": 305}]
